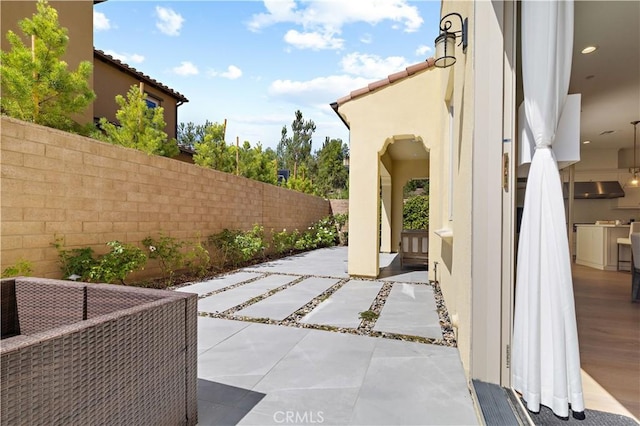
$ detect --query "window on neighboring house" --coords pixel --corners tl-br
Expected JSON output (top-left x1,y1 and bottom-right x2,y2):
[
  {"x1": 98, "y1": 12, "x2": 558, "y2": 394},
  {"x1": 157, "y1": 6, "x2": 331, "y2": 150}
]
[{"x1": 145, "y1": 94, "x2": 161, "y2": 109}]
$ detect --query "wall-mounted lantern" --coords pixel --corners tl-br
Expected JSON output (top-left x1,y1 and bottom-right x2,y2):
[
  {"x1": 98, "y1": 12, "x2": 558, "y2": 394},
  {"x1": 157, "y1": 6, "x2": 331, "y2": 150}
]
[{"x1": 434, "y1": 12, "x2": 468, "y2": 68}]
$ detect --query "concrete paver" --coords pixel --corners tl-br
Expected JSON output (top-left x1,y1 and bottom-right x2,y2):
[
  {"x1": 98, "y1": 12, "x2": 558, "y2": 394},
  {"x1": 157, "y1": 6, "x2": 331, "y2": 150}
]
[
  {"x1": 374, "y1": 283, "x2": 442, "y2": 339},
  {"x1": 198, "y1": 274, "x2": 298, "y2": 314},
  {"x1": 236, "y1": 277, "x2": 339, "y2": 320},
  {"x1": 176, "y1": 271, "x2": 264, "y2": 296},
  {"x1": 300, "y1": 279, "x2": 383, "y2": 328}
]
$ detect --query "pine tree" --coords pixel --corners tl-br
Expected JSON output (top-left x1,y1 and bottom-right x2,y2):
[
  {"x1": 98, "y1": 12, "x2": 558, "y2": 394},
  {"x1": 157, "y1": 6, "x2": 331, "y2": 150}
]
[
  {"x1": 0, "y1": 0, "x2": 95, "y2": 131},
  {"x1": 100, "y1": 84, "x2": 178, "y2": 157}
]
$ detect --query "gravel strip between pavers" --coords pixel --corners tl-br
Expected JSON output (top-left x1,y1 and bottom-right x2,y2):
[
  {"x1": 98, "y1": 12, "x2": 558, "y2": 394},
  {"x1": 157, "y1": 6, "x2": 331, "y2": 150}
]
[{"x1": 194, "y1": 271, "x2": 457, "y2": 348}]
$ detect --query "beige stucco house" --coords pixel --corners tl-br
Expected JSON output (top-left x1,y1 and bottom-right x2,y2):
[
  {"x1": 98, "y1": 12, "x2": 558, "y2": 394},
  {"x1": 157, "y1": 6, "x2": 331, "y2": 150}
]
[
  {"x1": 333, "y1": 1, "x2": 640, "y2": 414},
  {"x1": 1, "y1": 1, "x2": 188, "y2": 140}
]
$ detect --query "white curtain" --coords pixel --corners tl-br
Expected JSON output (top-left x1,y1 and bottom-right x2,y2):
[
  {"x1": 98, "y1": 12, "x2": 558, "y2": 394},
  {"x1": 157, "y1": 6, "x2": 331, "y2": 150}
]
[{"x1": 512, "y1": 0, "x2": 585, "y2": 419}]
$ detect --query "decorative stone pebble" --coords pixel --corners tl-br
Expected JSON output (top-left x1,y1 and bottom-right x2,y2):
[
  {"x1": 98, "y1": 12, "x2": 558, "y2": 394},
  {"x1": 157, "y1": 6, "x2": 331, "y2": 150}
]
[{"x1": 192, "y1": 271, "x2": 457, "y2": 347}]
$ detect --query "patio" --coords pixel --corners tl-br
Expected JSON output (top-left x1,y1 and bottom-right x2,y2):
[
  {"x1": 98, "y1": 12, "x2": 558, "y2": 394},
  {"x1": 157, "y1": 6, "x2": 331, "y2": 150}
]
[{"x1": 176, "y1": 247, "x2": 479, "y2": 425}]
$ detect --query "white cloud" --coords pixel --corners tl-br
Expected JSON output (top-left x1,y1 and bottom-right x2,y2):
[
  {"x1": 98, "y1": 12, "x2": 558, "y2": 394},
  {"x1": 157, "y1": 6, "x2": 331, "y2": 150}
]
[
  {"x1": 268, "y1": 74, "x2": 372, "y2": 106},
  {"x1": 415, "y1": 45, "x2": 432, "y2": 56},
  {"x1": 94, "y1": 11, "x2": 111, "y2": 31},
  {"x1": 340, "y1": 52, "x2": 409, "y2": 79},
  {"x1": 155, "y1": 6, "x2": 184, "y2": 36},
  {"x1": 360, "y1": 33, "x2": 373, "y2": 44},
  {"x1": 209, "y1": 65, "x2": 243, "y2": 80},
  {"x1": 284, "y1": 30, "x2": 344, "y2": 50},
  {"x1": 173, "y1": 61, "x2": 199, "y2": 76},
  {"x1": 249, "y1": 0, "x2": 423, "y2": 34},
  {"x1": 104, "y1": 50, "x2": 145, "y2": 64}
]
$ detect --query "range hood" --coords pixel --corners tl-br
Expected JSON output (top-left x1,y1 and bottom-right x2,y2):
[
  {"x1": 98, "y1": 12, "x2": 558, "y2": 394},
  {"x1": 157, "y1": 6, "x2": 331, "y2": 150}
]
[{"x1": 562, "y1": 181, "x2": 625, "y2": 199}]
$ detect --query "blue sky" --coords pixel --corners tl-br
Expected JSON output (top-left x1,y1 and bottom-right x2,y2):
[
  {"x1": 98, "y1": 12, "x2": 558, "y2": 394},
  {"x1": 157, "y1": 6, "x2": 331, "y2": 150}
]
[{"x1": 93, "y1": 1, "x2": 442, "y2": 151}]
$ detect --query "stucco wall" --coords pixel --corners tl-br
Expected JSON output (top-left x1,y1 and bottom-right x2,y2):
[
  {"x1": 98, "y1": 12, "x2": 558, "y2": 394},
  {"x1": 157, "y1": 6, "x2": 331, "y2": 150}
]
[
  {"x1": 435, "y1": 0, "x2": 475, "y2": 378},
  {"x1": 0, "y1": 0, "x2": 94, "y2": 125},
  {"x1": 0, "y1": 117, "x2": 331, "y2": 279},
  {"x1": 339, "y1": 68, "x2": 443, "y2": 277}
]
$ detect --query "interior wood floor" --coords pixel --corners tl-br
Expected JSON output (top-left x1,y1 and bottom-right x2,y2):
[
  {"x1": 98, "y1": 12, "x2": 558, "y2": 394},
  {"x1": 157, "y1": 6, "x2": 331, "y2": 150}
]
[{"x1": 572, "y1": 264, "x2": 640, "y2": 418}]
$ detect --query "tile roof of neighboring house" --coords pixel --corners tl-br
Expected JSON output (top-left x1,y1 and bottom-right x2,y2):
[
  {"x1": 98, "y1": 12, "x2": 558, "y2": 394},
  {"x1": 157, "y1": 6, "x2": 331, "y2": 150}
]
[
  {"x1": 94, "y1": 49, "x2": 189, "y2": 104},
  {"x1": 330, "y1": 58, "x2": 436, "y2": 129}
]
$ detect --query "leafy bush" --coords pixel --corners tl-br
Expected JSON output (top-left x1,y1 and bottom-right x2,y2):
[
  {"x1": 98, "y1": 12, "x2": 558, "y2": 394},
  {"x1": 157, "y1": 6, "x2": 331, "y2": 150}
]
[
  {"x1": 87, "y1": 241, "x2": 147, "y2": 284},
  {"x1": 54, "y1": 238, "x2": 146, "y2": 284},
  {"x1": 294, "y1": 216, "x2": 338, "y2": 250},
  {"x1": 271, "y1": 229, "x2": 299, "y2": 255},
  {"x1": 185, "y1": 239, "x2": 211, "y2": 278},
  {"x1": 54, "y1": 237, "x2": 97, "y2": 280},
  {"x1": 1, "y1": 259, "x2": 34, "y2": 278},
  {"x1": 235, "y1": 225, "x2": 266, "y2": 262},
  {"x1": 333, "y1": 213, "x2": 348, "y2": 246},
  {"x1": 143, "y1": 234, "x2": 185, "y2": 284},
  {"x1": 208, "y1": 225, "x2": 266, "y2": 267},
  {"x1": 403, "y1": 195, "x2": 429, "y2": 230}
]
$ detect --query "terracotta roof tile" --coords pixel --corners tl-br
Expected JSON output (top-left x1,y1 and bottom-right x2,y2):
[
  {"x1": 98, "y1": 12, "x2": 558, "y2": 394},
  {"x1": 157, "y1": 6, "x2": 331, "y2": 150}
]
[
  {"x1": 334, "y1": 58, "x2": 435, "y2": 107},
  {"x1": 94, "y1": 49, "x2": 189, "y2": 103}
]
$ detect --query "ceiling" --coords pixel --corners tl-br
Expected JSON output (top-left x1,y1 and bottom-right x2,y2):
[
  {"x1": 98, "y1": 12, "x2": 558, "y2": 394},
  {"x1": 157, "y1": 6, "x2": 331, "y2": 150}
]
[{"x1": 570, "y1": 1, "x2": 640, "y2": 151}]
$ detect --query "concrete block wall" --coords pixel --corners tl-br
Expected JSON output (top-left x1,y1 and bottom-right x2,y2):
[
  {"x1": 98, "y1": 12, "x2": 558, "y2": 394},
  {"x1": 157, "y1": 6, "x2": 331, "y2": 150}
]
[{"x1": 0, "y1": 117, "x2": 331, "y2": 279}]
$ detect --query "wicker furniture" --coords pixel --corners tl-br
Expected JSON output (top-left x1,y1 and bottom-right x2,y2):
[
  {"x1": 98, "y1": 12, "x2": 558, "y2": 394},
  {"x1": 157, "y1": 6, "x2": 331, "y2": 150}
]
[
  {"x1": 0, "y1": 277, "x2": 198, "y2": 425},
  {"x1": 399, "y1": 230, "x2": 429, "y2": 268}
]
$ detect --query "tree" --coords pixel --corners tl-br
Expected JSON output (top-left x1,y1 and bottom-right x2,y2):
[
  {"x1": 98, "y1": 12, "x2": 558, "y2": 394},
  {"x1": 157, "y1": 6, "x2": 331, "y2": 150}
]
[
  {"x1": 277, "y1": 110, "x2": 316, "y2": 178},
  {"x1": 192, "y1": 121, "x2": 234, "y2": 171},
  {"x1": 177, "y1": 120, "x2": 214, "y2": 149},
  {"x1": 99, "y1": 84, "x2": 178, "y2": 157},
  {"x1": 0, "y1": 0, "x2": 95, "y2": 131},
  {"x1": 315, "y1": 137, "x2": 348, "y2": 196}
]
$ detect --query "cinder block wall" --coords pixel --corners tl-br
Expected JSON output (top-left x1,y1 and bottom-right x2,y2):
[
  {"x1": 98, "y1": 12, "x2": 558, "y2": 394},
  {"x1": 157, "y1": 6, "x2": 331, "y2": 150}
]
[{"x1": 1, "y1": 117, "x2": 331, "y2": 279}]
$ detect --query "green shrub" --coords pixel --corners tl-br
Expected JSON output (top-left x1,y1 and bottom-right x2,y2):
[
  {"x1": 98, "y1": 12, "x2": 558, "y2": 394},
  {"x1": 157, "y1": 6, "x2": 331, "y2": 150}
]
[
  {"x1": 1, "y1": 259, "x2": 34, "y2": 278},
  {"x1": 54, "y1": 238, "x2": 146, "y2": 284},
  {"x1": 293, "y1": 216, "x2": 339, "y2": 251},
  {"x1": 87, "y1": 241, "x2": 147, "y2": 284},
  {"x1": 272, "y1": 229, "x2": 299, "y2": 254},
  {"x1": 403, "y1": 195, "x2": 429, "y2": 230},
  {"x1": 185, "y1": 239, "x2": 211, "y2": 278},
  {"x1": 235, "y1": 225, "x2": 266, "y2": 262},
  {"x1": 143, "y1": 234, "x2": 185, "y2": 284},
  {"x1": 54, "y1": 237, "x2": 97, "y2": 280},
  {"x1": 208, "y1": 225, "x2": 266, "y2": 267}
]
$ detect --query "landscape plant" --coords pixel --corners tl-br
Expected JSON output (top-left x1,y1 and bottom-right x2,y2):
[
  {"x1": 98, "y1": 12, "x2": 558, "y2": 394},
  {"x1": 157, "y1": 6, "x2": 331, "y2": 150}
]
[
  {"x1": 54, "y1": 237, "x2": 97, "y2": 281},
  {"x1": 403, "y1": 195, "x2": 429, "y2": 230},
  {"x1": 0, "y1": 0, "x2": 95, "y2": 132},
  {"x1": 54, "y1": 238, "x2": 146, "y2": 284},
  {"x1": 87, "y1": 241, "x2": 147, "y2": 284},
  {"x1": 271, "y1": 229, "x2": 299, "y2": 255},
  {"x1": 184, "y1": 239, "x2": 211, "y2": 278},
  {"x1": 1, "y1": 259, "x2": 34, "y2": 278},
  {"x1": 99, "y1": 84, "x2": 179, "y2": 157},
  {"x1": 143, "y1": 234, "x2": 185, "y2": 284}
]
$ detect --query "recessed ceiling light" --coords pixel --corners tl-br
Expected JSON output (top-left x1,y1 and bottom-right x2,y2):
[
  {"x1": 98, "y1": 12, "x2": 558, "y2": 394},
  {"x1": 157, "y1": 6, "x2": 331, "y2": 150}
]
[
  {"x1": 583, "y1": 140, "x2": 591, "y2": 144},
  {"x1": 581, "y1": 46, "x2": 597, "y2": 54}
]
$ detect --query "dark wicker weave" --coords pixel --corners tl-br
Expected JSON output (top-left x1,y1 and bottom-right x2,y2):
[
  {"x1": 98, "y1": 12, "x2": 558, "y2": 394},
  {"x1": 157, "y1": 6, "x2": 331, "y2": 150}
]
[{"x1": 0, "y1": 277, "x2": 198, "y2": 425}]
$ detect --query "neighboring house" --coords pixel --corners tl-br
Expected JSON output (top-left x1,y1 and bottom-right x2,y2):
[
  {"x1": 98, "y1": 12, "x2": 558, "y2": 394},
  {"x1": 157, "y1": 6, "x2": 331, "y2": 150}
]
[
  {"x1": 0, "y1": 1, "x2": 188, "y2": 141},
  {"x1": 334, "y1": 0, "x2": 639, "y2": 405},
  {"x1": 93, "y1": 49, "x2": 188, "y2": 140}
]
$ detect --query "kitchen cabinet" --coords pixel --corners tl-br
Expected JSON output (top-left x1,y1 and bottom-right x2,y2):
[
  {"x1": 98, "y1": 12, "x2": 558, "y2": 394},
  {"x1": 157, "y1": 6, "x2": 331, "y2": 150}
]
[
  {"x1": 617, "y1": 187, "x2": 640, "y2": 209},
  {"x1": 575, "y1": 224, "x2": 630, "y2": 270}
]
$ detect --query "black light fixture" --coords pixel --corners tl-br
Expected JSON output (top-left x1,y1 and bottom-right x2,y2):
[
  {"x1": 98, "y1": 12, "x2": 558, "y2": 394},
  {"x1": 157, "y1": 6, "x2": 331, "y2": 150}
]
[
  {"x1": 629, "y1": 120, "x2": 640, "y2": 187},
  {"x1": 434, "y1": 12, "x2": 468, "y2": 68}
]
